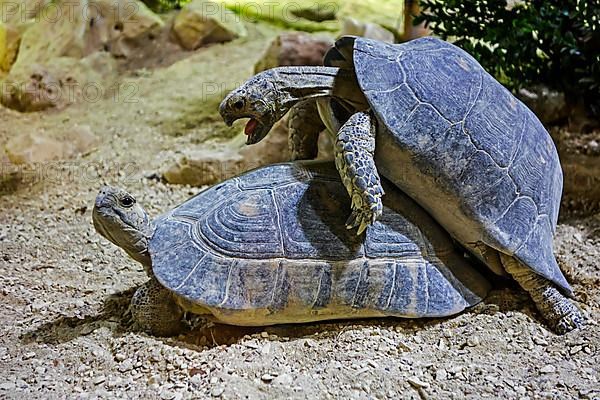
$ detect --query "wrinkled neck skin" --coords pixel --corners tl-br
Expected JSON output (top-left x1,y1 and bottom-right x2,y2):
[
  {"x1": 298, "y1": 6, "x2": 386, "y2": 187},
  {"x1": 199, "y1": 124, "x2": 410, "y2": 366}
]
[
  {"x1": 267, "y1": 66, "x2": 367, "y2": 121},
  {"x1": 126, "y1": 232, "x2": 153, "y2": 275},
  {"x1": 270, "y1": 66, "x2": 341, "y2": 116}
]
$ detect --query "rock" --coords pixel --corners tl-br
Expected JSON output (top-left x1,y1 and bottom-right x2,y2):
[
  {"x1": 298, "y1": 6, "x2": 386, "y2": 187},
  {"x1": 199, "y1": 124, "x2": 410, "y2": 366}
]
[
  {"x1": 0, "y1": 0, "x2": 51, "y2": 27},
  {"x1": 254, "y1": 33, "x2": 333, "y2": 73},
  {"x1": 261, "y1": 373, "x2": 274, "y2": 383},
  {"x1": 210, "y1": 386, "x2": 224, "y2": 397},
  {"x1": 407, "y1": 377, "x2": 429, "y2": 389},
  {"x1": 12, "y1": 0, "x2": 164, "y2": 63},
  {"x1": 165, "y1": 114, "x2": 332, "y2": 187},
  {"x1": 0, "y1": 382, "x2": 16, "y2": 390},
  {"x1": 0, "y1": 23, "x2": 21, "y2": 76},
  {"x1": 118, "y1": 359, "x2": 134, "y2": 373},
  {"x1": 1, "y1": 45, "x2": 118, "y2": 113},
  {"x1": 540, "y1": 365, "x2": 556, "y2": 374},
  {"x1": 173, "y1": 0, "x2": 247, "y2": 51},
  {"x1": 5, "y1": 125, "x2": 99, "y2": 164},
  {"x1": 1, "y1": 0, "x2": 163, "y2": 111},
  {"x1": 160, "y1": 390, "x2": 176, "y2": 400},
  {"x1": 340, "y1": 18, "x2": 395, "y2": 43},
  {"x1": 162, "y1": 145, "x2": 248, "y2": 187},
  {"x1": 435, "y1": 368, "x2": 447, "y2": 381},
  {"x1": 273, "y1": 373, "x2": 293, "y2": 386},
  {"x1": 518, "y1": 85, "x2": 569, "y2": 125}
]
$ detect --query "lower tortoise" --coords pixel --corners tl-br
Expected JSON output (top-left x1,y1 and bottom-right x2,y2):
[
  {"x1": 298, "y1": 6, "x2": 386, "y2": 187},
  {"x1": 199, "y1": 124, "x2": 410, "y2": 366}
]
[{"x1": 93, "y1": 161, "x2": 490, "y2": 336}]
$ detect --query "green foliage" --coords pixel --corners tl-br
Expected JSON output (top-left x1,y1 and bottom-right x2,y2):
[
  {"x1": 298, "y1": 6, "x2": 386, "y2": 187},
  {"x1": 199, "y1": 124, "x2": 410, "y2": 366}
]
[
  {"x1": 415, "y1": 0, "x2": 600, "y2": 115},
  {"x1": 142, "y1": 0, "x2": 190, "y2": 13}
]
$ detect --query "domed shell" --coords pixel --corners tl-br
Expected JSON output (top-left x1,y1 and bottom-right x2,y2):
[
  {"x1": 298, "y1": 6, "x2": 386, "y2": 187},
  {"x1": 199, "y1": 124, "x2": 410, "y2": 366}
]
[
  {"x1": 326, "y1": 36, "x2": 570, "y2": 295},
  {"x1": 149, "y1": 162, "x2": 490, "y2": 325}
]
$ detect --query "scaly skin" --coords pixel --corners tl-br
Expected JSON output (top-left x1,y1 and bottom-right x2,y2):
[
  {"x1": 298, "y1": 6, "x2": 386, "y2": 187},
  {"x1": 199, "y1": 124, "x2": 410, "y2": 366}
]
[
  {"x1": 288, "y1": 99, "x2": 325, "y2": 160},
  {"x1": 334, "y1": 111, "x2": 384, "y2": 235},
  {"x1": 500, "y1": 254, "x2": 584, "y2": 334},
  {"x1": 130, "y1": 278, "x2": 186, "y2": 337},
  {"x1": 94, "y1": 187, "x2": 189, "y2": 337},
  {"x1": 219, "y1": 66, "x2": 377, "y2": 233}
]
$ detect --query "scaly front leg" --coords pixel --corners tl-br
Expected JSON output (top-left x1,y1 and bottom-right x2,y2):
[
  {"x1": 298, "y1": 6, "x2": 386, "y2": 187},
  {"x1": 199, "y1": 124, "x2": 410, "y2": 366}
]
[
  {"x1": 288, "y1": 99, "x2": 325, "y2": 160},
  {"x1": 334, "y1": 111, "x2": 384, "y2": 235},
  {"x1": 130, "y1": 278, "x2": 186, "y2": 336}
]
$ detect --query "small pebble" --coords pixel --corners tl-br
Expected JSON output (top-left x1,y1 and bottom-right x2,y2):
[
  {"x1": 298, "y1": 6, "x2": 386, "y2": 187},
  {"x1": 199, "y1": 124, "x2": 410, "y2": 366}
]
[
  {"x1": 0, "y1": 382, "x2": 16, "y2": 390},
  {"x1": 435, "y1": 368, "x2": 447, "y2": 381},
  {"x1": 211, "y1": 387, "x2": 224, "y2": 397},
  {"x1": 407, "y1": 377, "x2": 429, "y2": 388},
  {"x1": 540, "y1": 365, "x2": 556, "y2": 374},
  {"x1": 261, "y1": 373, "x2": 274, "y2": 383},
  {"x1": 273, "y1": 374, "x2": 293, "y2": 386},
  {"x1": 160, "y1": 390, "x2": 176, "y2": 400}
]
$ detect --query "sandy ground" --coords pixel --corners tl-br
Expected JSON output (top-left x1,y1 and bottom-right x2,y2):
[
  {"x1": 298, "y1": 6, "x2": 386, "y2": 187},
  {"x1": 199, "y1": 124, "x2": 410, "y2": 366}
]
[{"x1": 0, "y1": 25, "x2": 599, "y2": 400}]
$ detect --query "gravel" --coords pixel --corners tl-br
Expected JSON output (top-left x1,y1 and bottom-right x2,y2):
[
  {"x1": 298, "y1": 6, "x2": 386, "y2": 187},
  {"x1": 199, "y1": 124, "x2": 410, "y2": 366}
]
[{"x1": 0, "y1": 23, "x2": 599, "y2": 400}]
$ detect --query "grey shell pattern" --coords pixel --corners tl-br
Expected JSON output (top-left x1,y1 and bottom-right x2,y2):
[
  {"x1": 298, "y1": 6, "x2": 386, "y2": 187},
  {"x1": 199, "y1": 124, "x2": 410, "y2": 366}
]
[
  {"x1": 328, "y1": 36, "x2": 569, "y2": 295},
  {"x1": 149, "y1": 162, "x2": 490, "y2": 326}
]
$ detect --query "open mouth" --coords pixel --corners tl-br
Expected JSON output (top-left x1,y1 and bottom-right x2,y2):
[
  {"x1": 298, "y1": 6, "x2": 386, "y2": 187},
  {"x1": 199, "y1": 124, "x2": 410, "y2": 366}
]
[
  {"x1": 242, "y1": 117, "x2": 268, "y2": 145},
  {"x1": 244, "y1": 118, "x2": 259, "y2": 137}
]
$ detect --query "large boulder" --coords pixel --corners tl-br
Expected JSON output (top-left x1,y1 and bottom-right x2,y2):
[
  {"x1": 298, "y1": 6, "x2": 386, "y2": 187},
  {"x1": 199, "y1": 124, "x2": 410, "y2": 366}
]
[
  {"x1": 163, "y1": 117, "x2": 333, "y2": 187},
  {"x1": 339, "y1": 18, "x2": 395, "y2": 43},
  {"x1": 0, "y1": 0, "x2": 51, "y2": 26},
  {"x1": 1, "y1": 53, "x2": 118, "y2": 111},
  {"x1": 254, "y1": 33, "x2": 333, "y2": 73},
  {"x1": 172, "y1": 0, "x2": 247, "y2": 51},
  {"x1": 1, "y1": 0, "x2": 164, "y2": 111},
  {"x1": 4, "y1": 125, "x2": 99, "y2": 164}
]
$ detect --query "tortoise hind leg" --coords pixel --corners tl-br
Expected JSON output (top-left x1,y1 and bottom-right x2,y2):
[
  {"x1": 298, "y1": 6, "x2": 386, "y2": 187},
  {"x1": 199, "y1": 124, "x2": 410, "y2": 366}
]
[
  {"x1": 499, "y1": 254, "x2": 584, "y2": 334},
  {"x1": 334, "y1": 111, "x2": 384, "y2": 235},
  {"x1": 130, "y1": 278, "x2": 186, "y2": 336},
  {"x1": 288, "y1": 99, "x2": 325, "y2": 160}
]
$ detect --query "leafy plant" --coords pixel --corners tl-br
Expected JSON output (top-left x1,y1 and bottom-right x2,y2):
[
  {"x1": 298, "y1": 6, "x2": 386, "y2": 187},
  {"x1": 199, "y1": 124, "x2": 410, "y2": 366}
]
[{"x1": 415, "y1": 0, "x2": 600, "y2": 116}]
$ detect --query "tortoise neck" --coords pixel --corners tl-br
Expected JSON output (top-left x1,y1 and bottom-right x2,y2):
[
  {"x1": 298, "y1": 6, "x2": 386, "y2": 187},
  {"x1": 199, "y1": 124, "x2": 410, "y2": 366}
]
[
  {"x1": 271, "y1": 66, "x2": 345, "y2": 110},
  {"x1": 126, "y1": 237, "x2": 152, "y2": 274}
]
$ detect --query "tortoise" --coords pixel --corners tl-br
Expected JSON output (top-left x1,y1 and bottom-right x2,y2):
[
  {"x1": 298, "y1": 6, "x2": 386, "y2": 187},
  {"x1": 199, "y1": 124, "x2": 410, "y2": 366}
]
[
  {"x1": 92, "y1": 161, "x2": 490, "y2": 336},
  {"x1": 218, "y1": 36, "x2": 584, "y2": 333}
]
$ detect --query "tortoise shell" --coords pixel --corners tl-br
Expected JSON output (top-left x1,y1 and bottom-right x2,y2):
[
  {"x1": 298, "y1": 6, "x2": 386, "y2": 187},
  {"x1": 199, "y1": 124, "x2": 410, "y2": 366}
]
[
  {"x1": 325, "y1": 36, "x2": 569, "y2": 295},
  {"x1": 149, "y1": 161, "x2": 489, "y2": 326}
]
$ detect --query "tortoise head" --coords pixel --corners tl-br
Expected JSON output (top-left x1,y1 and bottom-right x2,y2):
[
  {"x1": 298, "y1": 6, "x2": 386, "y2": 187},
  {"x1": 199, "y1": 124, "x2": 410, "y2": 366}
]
[
  {"x1": 219, "y1": 69, "x2": 284, "y2": 145},
  {"x1": 93, "y1": 186, "x2": 153, "y2": 270}
]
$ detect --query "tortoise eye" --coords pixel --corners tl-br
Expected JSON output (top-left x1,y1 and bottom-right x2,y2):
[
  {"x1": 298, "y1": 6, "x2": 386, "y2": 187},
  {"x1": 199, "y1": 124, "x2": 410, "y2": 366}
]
[
  {"x1": 120, "y1": 195, "x2": 135, "y2": 208},
  {"x1": 233, "y1": 99, "x2": 245, "y2": 110}
]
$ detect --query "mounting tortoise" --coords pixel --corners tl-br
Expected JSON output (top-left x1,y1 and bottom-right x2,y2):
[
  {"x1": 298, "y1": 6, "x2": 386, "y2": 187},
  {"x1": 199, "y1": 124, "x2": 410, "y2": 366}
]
[
  {"x1": 219, "y1": 36, "x2": 584, "y2": 333},
  {"x1": 93, "y1": 162, "x2": 490, "y2": 336}
]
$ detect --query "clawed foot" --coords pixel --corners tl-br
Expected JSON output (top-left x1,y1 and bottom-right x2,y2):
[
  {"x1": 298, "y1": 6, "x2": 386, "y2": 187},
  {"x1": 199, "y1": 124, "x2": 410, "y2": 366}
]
[
  {"x1": 552, "y1": 303, "x2": 585, "y2": 335},
  {"x1": 345, "y1": 191, "x2": 383, "y2": 235}
]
